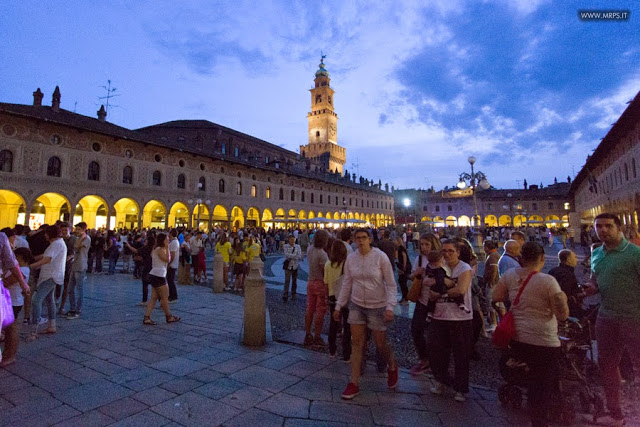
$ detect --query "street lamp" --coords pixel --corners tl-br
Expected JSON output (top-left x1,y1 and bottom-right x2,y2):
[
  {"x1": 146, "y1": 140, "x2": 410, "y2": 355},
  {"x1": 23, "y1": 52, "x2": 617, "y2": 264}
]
[
  {"x1": 188, "y1": 182, "x2": 210, "y2": 231},
  {"x1": 457, "y1": 156, "x2": 490, "y2": 228},
  {"x1": 341, "y1": 198, "x2": 349, "y2": 228}
]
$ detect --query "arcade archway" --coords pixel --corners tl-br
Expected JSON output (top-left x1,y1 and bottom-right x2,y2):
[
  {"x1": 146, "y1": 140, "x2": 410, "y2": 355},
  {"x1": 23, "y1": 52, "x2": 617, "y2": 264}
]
[
  {"x1": 0, "y1": 190, "x2": 25, "y2": 229},
  {"x1": 169, "y1": 202, "x2": 189, "y2": 229},
  {"x1": 113, "y1": 198, "x2": 139, "y2": 230},
  {"x1": 231, "y1": 206, "x2": 244, "y2": 230},
  {"x1": 143, "y1": 200, "x2": 167, "y2": 230},
  {"x1": 76, "y1": 195, "x2": 108, "y2": 230}
]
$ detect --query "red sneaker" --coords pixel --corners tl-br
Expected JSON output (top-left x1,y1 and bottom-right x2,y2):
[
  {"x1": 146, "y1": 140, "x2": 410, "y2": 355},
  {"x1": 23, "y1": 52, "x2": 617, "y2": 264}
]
[
  {"x1": 341, "y1": 382, "x2": 360, "y2": 400},
  {"x1": 388, "y1": 366, "x2": 399, "y2": 389}
]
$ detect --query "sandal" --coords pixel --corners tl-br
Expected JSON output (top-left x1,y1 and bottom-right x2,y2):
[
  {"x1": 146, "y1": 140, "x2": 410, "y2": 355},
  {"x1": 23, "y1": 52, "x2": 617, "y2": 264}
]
[
  {"x1": 166, "y1": 315, "x2": 181, "y2": 324},
  {"x1": 143, "y1": 316, "x2": 157, "y2": 326}
]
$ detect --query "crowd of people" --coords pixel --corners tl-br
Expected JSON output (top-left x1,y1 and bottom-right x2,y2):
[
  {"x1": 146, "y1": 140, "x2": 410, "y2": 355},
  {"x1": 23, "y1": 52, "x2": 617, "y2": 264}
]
[{"x1": 1, "y1": 215, "x2": 639, "y2": 426}]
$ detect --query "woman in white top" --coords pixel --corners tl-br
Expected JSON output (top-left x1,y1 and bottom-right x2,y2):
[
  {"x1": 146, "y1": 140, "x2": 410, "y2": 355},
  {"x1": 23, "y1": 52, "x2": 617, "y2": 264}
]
[
  {"x1": 334, "y1": 228, "x2": 398, "y2": 400},
  {"x1": 426, "y1": 239, "x2": 473, "y2": 403},
  {"x1": 143, "y1": 233, "x2": 180, "y2": 325},
  {"x1": 493, "y1": 242, "x2": 568, "y2": 427}
]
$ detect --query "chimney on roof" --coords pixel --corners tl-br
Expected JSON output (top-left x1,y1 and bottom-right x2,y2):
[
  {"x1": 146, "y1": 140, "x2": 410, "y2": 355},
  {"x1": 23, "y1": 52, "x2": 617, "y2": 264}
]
[
  {"x1": 51, "y1": 86, "x2": 61, "y2": 112},
  {"x1": 33, "y1": 88, "x2": 43, "y2": 106},
  {"x1": 97, "y1": 105, "x2": 107, "y2": 122}
]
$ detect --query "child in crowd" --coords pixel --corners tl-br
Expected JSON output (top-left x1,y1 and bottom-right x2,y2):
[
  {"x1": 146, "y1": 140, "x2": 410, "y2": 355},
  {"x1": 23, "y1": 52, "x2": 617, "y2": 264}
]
[
  {"x1": 1, "y1": 247, "x2": 32, "y2": 367},
  {"x1": 424, "y1": 250, "x2": 469, "y2": 320}
]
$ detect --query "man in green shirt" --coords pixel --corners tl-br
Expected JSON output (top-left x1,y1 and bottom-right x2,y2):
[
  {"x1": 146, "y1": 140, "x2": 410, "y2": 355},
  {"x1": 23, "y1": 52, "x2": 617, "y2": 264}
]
[{"x1": 586, "y1": 213, "x2": 640, "y2": 425}]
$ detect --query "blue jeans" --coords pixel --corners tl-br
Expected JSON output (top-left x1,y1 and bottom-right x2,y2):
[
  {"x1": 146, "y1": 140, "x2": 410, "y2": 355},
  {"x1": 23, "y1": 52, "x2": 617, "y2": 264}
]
[
  {"x1": 108, "y1": 254, "x2": 118, "y2": 274},
  {"x1": 68, "y1": 271, "x2": 86, "y2": 313},
  {"x1": 30, "y1": 278, "x2": 57, "y2": 325}
]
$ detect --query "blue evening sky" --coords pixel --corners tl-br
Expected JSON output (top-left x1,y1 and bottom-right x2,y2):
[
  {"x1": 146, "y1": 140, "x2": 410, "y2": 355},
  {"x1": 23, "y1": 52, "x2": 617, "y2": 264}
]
[{"x1": 1, "y1": 1, "x2": 638, "y2": 190}]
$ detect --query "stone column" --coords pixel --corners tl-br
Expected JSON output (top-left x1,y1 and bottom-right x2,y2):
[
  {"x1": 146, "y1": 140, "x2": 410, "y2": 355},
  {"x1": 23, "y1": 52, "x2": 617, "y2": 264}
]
[
  {"x1": 243, "y1": 256, "x2": 266, "y2": 347},
  {"x1": 212, "y1": 251, "x2": 225, "y2": 293},
  {"x1": 23, "y1": 205, "x2": 31, "y2": 226}
]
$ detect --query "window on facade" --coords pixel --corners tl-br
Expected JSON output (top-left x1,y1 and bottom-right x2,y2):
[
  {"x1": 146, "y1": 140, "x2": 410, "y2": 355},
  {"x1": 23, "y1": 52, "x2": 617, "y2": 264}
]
[
  {"x1": 633, "y1": 158, "x2": 637, "y2": 178},
  {"x1": 122, "y1": 166, "x2": 133, "y2": 184},
  {"x1": 532, "y1": 202, "x2": 537, "y2": 210},
  {"x1": 219, "y1": 179, "x2": 225, "y2": 193},
  {"x1": 266, "y1": 187, "x2": 271, "y2": 199},
  {"x1": 447, "y1": 205, "x2": 452, "y2": 212},
  {"x1": 47, "y1": 156, "x2": 62, "y2": 177},
  {"x1": 0, "y1": 149, "x2": 12, "y2": 172},
  {"x1": 279, "y1": 188, "x2": 284, "y2": 200},
  {"x1": 236, "y1": 182, "x2": 242, "y2": 195},
  {"x1": 319, "y1": 194, "x2": 323, "y2": 204},
  {"x1": 349, "y1": 198, "x2": 352, "y2": 206},
  {"x1": 88, "y1": 161, "x2": 100, "y2": 181},
  {"x1": 221, "y1": 143, "x2": 226, "y2": 155},
  {"x1": 291, "y1": 190, "x2": 295, "y2": 201},
  {"x1": 564, "y1": 202, "x2": 570, "y2": 210},
  {"x1": 234, "y1": 147, "x2": 239, "y2": 157},
  {"x1": 311, "y1": 193, "x2": 314, "y2": 203},
  {"x1": 625, "y1": 163, "x2": 629, "y2": 181},
  {"x1": 152, "y1": 170, "x2": 162, "y2": 186},
  {"x1": 301, "y1": 191, "x2": 305, "y2": 202},
  {"x1": 265, "y1": 155, "x2": 270, "y2": 164},
  {"x1": 435, "y1": 205, "x2": 440, "y2": 212},
  {"x1": 251, "y1": 185, "x2": 257, "y2": 197},
  {"x1": 177, "y1": 174, "x2": 186, "y2": 189},
  {"x1": 548, "y1": 202, "x2": 554, "y2": 209},
  {"x1": 198, "y1": 176, "x2": 206, "y2": 191}
]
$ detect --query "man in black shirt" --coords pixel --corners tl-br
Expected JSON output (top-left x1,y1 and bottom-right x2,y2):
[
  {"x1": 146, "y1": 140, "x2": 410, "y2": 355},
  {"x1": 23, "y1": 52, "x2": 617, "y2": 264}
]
[{"x1": 548, "y1": 249, "x2": 582, "y2": 317}]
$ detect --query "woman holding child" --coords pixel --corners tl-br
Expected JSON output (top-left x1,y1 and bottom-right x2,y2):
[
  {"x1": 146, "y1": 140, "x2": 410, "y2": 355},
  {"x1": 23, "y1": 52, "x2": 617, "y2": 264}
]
[{"x1": 426, "y1": 239, "x2": 473, "y2": 403}]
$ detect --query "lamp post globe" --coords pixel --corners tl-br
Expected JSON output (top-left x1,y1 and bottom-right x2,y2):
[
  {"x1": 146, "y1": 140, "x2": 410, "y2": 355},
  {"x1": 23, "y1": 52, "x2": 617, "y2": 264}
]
[{"x1": 468, "y1": 156, "x2": 476, "y2": 165}]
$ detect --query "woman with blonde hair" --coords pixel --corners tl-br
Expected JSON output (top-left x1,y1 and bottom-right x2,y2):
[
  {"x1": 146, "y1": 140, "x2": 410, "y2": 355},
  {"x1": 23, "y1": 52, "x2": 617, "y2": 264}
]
[{"x1": 325, "y1": 239, "x2": 350, "y2": 360}]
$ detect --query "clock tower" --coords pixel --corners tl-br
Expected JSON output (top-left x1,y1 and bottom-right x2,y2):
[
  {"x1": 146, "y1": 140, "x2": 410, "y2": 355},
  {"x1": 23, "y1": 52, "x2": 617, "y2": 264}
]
[{"x1": 300, "y1": 56, "x2": 346, "y2": 175}]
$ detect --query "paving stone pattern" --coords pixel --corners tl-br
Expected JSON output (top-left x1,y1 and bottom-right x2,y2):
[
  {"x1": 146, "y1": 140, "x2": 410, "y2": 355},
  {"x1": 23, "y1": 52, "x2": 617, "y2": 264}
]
[{"x1": 1, "y1": 270, "x2": 565, "y2": 426}]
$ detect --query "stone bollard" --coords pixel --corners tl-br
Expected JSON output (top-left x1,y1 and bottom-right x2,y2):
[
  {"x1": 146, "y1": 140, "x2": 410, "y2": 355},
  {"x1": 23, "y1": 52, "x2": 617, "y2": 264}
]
[
  {"x1": 213, "y1": 252, "x2": 225, "y2": 293},
  {"x1": 243, "y1": 256, "x2": 266, "y2": 347}
]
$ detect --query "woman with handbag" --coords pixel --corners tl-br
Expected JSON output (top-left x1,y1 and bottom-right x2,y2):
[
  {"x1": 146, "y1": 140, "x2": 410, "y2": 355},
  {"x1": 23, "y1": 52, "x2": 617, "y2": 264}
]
[
  {"x1": 492, "y1": 242, "x2": 569, "y2": 427},
  {"x1": 408, "y1": 233, "x2": 441, "y2": 376}
]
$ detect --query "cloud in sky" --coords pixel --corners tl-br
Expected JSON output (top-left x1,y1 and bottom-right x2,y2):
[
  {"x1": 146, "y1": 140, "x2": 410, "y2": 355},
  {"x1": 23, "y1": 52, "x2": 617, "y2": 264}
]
[{"x1": 1, "y1": 0, "x2": 639, "y2": 190}]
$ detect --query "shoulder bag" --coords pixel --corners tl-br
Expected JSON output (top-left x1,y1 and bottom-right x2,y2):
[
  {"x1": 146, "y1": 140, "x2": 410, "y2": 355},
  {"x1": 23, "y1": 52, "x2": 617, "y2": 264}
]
[
  {"x1": 492, "y1": 271, "x2": 537, "y2": 349},
  {"x1": 407, "y1": 254, "x2": 423, "y2": 303},
  {"x1": 0, "y1": 279, "x2": 15, "y2": 328}
]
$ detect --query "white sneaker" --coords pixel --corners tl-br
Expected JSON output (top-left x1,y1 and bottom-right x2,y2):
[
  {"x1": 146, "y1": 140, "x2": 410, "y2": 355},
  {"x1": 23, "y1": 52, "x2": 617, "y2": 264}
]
[
  {"x1": 38, "y1": 317, "x2": 48, "y2": 325},
  {"x1": 454, "y1": 392, "x2": 466, "y2": 402},
  {"x1": 430, "y1": 382, "x2": 444, "y2": 395}
]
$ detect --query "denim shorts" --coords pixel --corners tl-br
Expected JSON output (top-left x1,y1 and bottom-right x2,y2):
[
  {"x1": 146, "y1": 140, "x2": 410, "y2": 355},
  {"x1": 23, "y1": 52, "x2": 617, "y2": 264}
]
[{"x1": 348, "y1": 302, "x2": 387, "y2": 331}]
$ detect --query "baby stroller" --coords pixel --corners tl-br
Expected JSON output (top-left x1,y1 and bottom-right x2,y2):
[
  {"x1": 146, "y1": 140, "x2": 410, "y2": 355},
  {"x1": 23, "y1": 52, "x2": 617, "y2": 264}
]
[{"x1": 498, "y1": 314, "x2": 605, "y2": 424}]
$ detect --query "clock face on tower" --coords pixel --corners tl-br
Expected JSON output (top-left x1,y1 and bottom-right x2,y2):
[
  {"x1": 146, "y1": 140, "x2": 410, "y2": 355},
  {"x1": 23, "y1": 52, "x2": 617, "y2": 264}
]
[{"x1": 328, "y1": 123, "x2": 336, "y2": 137}]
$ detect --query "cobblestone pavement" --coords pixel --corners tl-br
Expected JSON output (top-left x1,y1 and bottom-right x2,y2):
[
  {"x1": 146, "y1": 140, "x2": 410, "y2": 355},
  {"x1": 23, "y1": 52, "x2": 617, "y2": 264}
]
[
  {"x1": 0, "y1": 271, "x2": 535, "y2": 426},
  {"x1": 1, "y1": 244, "x2": 621, "y2": 426}
]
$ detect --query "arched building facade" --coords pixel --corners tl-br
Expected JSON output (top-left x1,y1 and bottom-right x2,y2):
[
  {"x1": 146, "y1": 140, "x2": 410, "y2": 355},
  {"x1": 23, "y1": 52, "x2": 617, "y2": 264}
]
[{"x1": 0, "y1": 63, "x2": 394, "y2": 231}]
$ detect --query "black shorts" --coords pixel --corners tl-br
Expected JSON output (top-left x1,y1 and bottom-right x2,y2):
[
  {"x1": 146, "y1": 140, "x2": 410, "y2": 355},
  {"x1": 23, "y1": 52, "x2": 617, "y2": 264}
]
[
  {"x1": 233, "y1": 263, "x2": 245, "y2": 275},
  {"x1": 149, "y1": 274, "x2": 167, "y2": 288}
]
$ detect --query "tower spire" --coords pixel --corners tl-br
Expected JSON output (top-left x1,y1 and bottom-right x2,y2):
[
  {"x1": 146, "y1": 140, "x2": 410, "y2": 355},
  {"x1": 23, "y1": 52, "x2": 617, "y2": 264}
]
[{"x1": 299, "y1": 55, "x2": 346, "y2": 175}]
